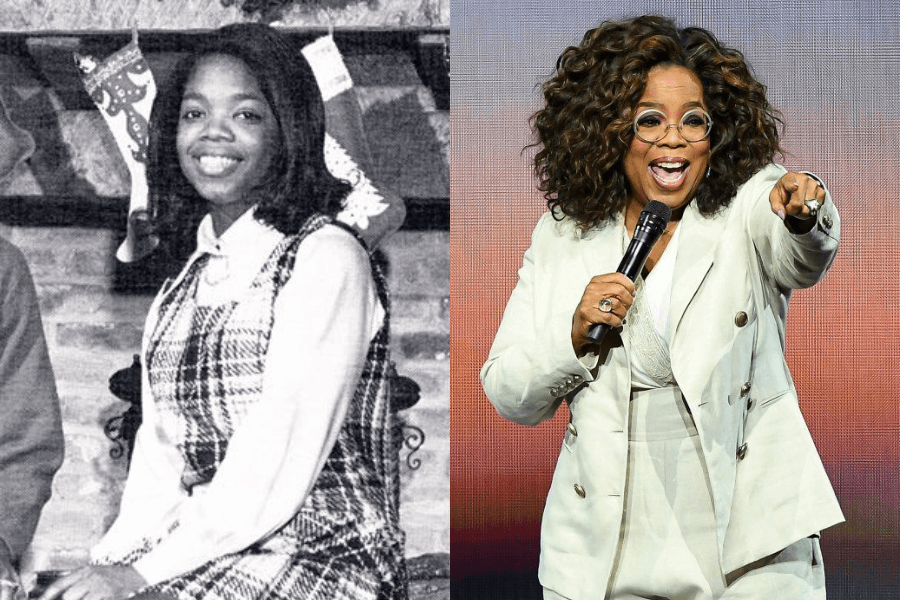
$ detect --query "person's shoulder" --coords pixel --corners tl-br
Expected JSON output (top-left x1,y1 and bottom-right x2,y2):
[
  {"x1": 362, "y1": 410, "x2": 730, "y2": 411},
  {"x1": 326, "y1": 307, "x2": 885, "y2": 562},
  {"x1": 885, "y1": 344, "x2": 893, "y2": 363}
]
[
  {"x1": 0, "y1": 236, "x2": 35, "y2": 308},
  {"x1": 533, "y1": 210, "x2": 573, "y2": 240},
  {"x1": 299, "y1": 222, "x2": 370, "y2": 268},
  {"x1": 0, "y1": 234, "x2": 26, "y2": 262},
  {"x1": 533, "y1": 209, "x2": 618, "y2": 244},
  {"x1": 0, "y1": 234, "x2": 31, "y2": 279}
]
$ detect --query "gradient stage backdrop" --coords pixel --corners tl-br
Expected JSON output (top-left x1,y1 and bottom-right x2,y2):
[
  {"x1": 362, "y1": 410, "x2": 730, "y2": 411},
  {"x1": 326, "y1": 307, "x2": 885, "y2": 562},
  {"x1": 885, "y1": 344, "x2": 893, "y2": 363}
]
[{"x1": 450, "y1": 1, "x2": 900, "y2": 598}]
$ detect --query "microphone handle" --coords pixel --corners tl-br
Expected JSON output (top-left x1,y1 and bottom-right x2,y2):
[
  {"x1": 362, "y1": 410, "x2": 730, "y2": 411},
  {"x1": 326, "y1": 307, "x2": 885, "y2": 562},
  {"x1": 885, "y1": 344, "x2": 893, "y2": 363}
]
[
  {"x1": 585, "y1": 237, "x2": 652, "y2": 343},
  {"x1": 586, "y1": 321, "x2": 612, "y2": 343}
]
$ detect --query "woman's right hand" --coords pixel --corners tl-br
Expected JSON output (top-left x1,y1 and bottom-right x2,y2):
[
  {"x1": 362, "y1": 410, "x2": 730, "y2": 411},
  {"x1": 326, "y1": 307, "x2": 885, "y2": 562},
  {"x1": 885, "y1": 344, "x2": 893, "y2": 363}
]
[{"x1": 571, "y1": 273, "x2": 635, "y2": 356}]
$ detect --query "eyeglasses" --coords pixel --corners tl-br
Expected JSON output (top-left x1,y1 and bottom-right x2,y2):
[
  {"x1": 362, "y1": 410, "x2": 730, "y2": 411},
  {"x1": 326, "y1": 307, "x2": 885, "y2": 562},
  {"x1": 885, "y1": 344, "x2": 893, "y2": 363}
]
[{"x1": 632, "y1": 108, "x2": 713, "y2": 143}]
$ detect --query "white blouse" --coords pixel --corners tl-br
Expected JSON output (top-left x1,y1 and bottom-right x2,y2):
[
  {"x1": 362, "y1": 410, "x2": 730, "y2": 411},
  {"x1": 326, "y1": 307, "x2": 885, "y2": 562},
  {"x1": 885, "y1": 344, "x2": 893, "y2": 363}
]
[
  {"x1": 625, "y1": 222, "x2": 680, "y2": 389},
  {"x1": 90, "y1": 209, "x2": 384, "y2": 586}
]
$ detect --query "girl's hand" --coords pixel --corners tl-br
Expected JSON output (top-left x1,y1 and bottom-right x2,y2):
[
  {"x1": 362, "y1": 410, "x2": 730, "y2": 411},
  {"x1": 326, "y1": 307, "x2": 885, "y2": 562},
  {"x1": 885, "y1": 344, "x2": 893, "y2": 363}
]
[
  {"x1": 38, "y1": 565, "x2": 146, "y2": 600},
  {"x1": 770, "y1": 172, "x2": 825, "y2": 232},
  {"x1": 572, "y1": 273, "x2": 635, "y2": 356}
]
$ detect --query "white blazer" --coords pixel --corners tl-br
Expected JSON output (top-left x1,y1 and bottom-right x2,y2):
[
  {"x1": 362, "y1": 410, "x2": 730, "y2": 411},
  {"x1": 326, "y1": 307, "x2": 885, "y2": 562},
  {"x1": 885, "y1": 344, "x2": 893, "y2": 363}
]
[{"x1": 481, "y1": 164, "x2": 845, "y2": 600}]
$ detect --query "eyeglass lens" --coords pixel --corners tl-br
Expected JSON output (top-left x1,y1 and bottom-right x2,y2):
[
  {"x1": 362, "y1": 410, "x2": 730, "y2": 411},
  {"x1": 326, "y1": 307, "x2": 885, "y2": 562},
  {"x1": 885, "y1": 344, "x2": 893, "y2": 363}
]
[{"x1": 634, "y1": 109, "x2": 711, "y2": 142}]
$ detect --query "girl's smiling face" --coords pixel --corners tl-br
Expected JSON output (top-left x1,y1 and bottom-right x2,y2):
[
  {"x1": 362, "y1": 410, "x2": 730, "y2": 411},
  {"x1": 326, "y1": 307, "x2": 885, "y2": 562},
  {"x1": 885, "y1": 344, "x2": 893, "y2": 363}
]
[{"x1": 176, "y1": 53, "x2": 280, "y2": 234}]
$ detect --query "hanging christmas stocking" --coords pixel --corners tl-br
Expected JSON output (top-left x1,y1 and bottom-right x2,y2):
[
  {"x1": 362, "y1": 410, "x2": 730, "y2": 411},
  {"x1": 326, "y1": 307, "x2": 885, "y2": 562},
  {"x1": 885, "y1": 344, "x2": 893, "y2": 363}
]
[
  {"x1": 75, "y1": 30, "x2": 158, "y2": 262},
  {"x1": 302, "y1": 35, "x2": 406, "y2": 249}
]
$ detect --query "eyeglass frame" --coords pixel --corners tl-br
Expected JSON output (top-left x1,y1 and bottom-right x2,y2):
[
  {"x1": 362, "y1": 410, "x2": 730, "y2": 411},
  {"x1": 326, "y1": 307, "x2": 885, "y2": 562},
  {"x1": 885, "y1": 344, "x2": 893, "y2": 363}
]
[{"x1": 632, "y1": 108, "x2": 714, "y2": 144}]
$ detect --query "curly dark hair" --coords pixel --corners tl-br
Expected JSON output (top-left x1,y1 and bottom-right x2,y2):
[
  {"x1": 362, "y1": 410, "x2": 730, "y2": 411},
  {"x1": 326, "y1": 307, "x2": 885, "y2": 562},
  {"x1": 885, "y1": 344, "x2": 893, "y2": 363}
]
[
  {"x1": 148, "y1": 22, "x2": 351, "y2": 259},
  {"x1": 530, "y1": 14, "x2": 782, "y2": 230}
]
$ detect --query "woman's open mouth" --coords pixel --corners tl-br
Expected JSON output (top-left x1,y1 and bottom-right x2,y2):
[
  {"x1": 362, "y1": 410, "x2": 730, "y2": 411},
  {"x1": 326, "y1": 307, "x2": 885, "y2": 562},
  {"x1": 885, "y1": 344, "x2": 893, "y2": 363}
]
[{"x1": 648, "y1": 158, "x2": 690, "y2": 190}]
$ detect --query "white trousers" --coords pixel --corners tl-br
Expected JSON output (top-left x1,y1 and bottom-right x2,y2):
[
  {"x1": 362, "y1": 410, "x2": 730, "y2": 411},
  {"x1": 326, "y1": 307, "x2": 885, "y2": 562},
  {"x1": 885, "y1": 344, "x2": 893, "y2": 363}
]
[{"x1": 544, "y1": 387, "x2": 825, "y2": 600}]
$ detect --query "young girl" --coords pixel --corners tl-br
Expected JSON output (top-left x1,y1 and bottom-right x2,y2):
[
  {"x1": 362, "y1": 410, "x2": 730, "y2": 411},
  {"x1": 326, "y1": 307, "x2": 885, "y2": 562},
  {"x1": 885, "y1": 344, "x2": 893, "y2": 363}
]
[{"x1": 42, "y1": 23, "x2": 407, "y2": 600}]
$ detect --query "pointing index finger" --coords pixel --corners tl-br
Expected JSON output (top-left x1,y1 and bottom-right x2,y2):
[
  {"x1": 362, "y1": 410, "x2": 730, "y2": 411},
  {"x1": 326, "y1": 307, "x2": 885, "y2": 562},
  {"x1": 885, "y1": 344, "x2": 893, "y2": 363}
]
[{"x1": 770, "y1": 175, "x2": 799, "y2": 220}]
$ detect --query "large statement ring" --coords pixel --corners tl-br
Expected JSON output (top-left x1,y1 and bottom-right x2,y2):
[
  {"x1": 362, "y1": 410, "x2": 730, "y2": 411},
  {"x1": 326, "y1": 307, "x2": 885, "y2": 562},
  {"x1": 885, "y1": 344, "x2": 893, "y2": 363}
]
[
  {"x1": 804, "y1": 198, "x2": 820, "y2": 218},
  {"x1": 599, "y1": 298, "x2": 614, "y2": 313}
]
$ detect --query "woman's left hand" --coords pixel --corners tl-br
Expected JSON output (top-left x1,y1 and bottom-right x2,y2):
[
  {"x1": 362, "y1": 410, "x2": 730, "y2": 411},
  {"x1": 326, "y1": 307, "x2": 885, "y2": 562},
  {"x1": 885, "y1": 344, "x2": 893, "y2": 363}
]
[
  {"x1": 38, "y1": 565, "x2": 147, "y2": 600},
  {"x1": 769, "y1": 172, "x2": 825, "y2": 229}
]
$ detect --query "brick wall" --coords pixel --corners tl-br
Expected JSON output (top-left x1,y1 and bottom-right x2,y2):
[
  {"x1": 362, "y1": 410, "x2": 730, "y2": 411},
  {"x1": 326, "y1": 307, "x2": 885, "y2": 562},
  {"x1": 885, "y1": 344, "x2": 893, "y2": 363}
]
[{"x1": 2, "y1": 223, "x2": 448, "y2": 574}]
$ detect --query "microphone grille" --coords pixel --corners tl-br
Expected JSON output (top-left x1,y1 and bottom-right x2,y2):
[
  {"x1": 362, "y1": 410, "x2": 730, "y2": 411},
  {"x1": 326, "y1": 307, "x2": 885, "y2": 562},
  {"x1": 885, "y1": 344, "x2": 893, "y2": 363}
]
[{"x1": 644, "y1": 200, "x2": 672, "y2": 227}]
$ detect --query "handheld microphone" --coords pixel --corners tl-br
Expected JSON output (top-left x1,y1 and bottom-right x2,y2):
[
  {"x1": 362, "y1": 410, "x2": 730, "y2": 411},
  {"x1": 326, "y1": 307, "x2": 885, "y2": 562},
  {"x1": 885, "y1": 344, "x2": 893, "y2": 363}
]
[{"x1": 586, "y1": 200, "x2": 672, "y2": 342}]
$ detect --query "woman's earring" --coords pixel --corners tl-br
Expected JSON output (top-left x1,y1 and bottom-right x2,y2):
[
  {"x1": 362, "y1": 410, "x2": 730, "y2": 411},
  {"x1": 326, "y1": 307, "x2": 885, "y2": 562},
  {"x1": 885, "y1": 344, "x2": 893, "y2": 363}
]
[{"x1": 706, "y1": 165, "x2": 711, "y2": 178}]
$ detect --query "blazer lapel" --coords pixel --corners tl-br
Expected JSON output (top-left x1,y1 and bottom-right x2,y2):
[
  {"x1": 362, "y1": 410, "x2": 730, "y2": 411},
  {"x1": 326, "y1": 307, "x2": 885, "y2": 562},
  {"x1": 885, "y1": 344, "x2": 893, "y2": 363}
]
[{"x1": 669, "y1": 202, "x2": 726, "y2": 339}]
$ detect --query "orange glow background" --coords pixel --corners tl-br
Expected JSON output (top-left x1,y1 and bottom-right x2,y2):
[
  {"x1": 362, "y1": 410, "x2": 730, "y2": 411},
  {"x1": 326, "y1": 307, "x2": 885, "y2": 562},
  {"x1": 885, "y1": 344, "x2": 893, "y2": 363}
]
[{"x1": 451, "y1": 2, "x2": 900, "y2": 595}]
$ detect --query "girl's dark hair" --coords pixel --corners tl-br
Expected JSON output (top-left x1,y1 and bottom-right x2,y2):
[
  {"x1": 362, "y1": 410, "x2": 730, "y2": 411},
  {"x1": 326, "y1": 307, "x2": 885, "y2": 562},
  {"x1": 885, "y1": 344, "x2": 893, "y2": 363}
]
[
  {"x1": 148, "y1": 22, "x2": 350, "y2": 252},
  {"x1": 530, "y1": 15, "x2": 782, "y2": 231}
]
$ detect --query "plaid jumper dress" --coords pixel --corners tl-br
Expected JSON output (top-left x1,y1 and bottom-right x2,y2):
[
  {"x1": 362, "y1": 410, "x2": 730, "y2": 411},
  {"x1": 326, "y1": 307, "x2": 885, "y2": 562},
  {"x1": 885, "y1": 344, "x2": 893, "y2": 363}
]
[{"x1": 123, "y1": 215, "x2": 407, "y2": 600}]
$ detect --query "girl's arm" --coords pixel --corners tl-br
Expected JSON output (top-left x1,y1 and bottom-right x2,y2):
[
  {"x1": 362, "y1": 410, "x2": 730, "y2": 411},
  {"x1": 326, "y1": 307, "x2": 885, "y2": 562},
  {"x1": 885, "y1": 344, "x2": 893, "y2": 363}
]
[{"x1": 128, "y1": 225, "x2": 379, "y2": 586}]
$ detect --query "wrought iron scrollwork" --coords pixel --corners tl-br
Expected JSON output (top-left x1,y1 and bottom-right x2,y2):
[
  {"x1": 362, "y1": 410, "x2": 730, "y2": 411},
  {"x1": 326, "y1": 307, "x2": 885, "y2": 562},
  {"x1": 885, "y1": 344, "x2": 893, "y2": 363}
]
[
  {"x1": 390, "y1": 365, "x2": 425, "y2": 470},
  {"x1": 104, "y1": 354, "x2": 143, "y2": 462},
  {"x1": 401, "y1": 423, "x2": 425, "y2": 470},
  {"x1": 104, "y1": 415, "x2": 127, "y2": 460}
]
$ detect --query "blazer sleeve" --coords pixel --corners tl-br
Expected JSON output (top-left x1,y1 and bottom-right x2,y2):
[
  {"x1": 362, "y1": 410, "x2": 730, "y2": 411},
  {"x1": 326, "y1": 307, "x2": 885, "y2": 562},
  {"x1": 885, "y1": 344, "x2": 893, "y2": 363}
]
[
  {"x1": 0, "y1": 238, "x2": 63, "y2": 561},
  {"x1": 744, "y1": 164, "x2": 840, "y2": 291},
  {"x1": 481, "y1": 213, "x2": 598, "y2": 427}
]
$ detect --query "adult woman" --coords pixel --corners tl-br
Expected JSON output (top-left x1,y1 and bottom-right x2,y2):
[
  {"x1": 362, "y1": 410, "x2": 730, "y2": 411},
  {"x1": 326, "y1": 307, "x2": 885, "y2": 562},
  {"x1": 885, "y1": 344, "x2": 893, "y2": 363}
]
[
  {"x1": 481, "y1": 15, "x2": 842, "y2": 599},
  {"x1": 43, "y1": 24, "x2": 406, "y2": 600}
]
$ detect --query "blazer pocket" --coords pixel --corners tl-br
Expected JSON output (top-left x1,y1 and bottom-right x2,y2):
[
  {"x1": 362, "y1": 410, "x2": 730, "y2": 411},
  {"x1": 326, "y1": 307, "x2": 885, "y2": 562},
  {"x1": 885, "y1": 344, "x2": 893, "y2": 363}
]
[{"x1": 749, "y1": 304, "x2": 793, "y2": 408}]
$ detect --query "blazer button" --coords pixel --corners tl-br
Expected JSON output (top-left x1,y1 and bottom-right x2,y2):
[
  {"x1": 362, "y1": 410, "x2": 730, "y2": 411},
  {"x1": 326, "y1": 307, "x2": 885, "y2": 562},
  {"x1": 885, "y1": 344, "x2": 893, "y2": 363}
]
[
  {"x1": 734, "y1": 311, "x2": 748, "y2": 327},
  {"x1": 574, "y1": 483, "x2": 586, "y2": 498},
  {"x1": 737, "y1": 443, "x2": 748, "y2": 460},
  {"x1": 740, "y1": 382, "x2": 752, "y2": 397},
  {"x1": 566, "y1": 422, "x2": 578, "y2": 437}
]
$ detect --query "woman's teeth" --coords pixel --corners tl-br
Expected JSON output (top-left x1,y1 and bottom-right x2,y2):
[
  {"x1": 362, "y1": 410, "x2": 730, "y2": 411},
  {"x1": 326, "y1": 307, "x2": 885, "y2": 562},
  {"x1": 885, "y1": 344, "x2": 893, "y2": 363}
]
[
  {"x1": 649, "y1": 161, "x2": 688, "y2": 186},
  {"x1": 198, "y1": 155, "x2": 239, "y2": 174}
]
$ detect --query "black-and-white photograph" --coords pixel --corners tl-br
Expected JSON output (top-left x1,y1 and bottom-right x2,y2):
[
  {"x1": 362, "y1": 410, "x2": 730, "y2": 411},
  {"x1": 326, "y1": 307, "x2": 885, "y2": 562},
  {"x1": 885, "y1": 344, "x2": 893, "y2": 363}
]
[{"x1": 0, "y1": 1, "x2": 447, "y2": 598}]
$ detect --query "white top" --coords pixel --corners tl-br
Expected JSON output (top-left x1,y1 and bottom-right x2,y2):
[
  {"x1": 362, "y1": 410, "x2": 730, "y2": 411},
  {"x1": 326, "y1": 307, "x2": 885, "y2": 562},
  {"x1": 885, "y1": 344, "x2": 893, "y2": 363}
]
[
  {"x1": 90, "y1": 209, "x2": 384, "y2": 586},
  {"x1": 626, "y1": 223, "x2": 680, "y2": 389}
]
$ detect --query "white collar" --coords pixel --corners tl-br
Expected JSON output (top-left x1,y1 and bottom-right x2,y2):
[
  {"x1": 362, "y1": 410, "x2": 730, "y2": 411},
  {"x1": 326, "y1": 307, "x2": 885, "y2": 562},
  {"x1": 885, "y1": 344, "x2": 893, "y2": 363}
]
[
  {"x1": 195, "y1": 208, "x2": 283, "y2": 258},
  {"x1": 184, "y1": 209, "x2": 285, "y2": 301}
]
